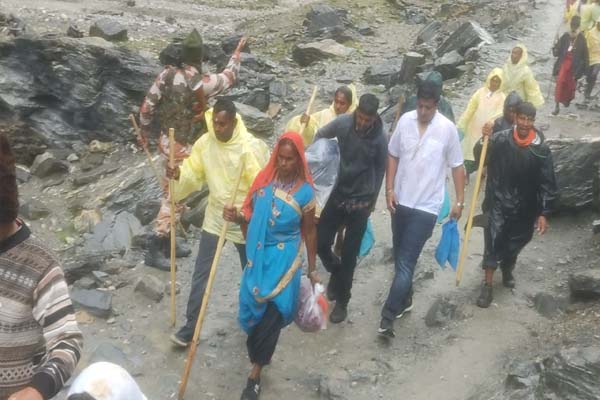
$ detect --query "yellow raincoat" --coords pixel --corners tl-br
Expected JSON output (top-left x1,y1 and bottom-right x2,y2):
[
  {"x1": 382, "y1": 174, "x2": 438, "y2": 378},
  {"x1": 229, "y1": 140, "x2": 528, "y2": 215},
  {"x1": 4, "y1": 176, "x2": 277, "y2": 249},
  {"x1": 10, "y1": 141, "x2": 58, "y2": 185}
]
[
  {"x1": 173, "y1": 109, "x2": 269, "y2": 243},
  {"x1": 286, "y1": 84, "x2": 358, "y2": 146},
  {"x1": 587, "y1": 19, "x2": 600, "y2": 65},
  {"x1": 458, "y1": 68, "x2": 506, "y2": 162},
  {"x1": 582, "y1": 2, "x2": 600, "y2": 31},
  {"x1": 501, "y1": 44, "x2": 545, "y2": 108}
]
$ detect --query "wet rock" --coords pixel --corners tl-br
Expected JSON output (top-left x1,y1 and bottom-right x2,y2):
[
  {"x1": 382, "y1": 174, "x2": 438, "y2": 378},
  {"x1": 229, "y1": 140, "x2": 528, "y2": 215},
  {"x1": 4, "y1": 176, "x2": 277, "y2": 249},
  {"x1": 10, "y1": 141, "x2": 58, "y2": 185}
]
[
  {"x1": 415, "y1": 21, "x2": 442, "y2": 45},
  {"x1": 434, "y1": 50, "x2": 465, "y2": 80},
  {"x1": 399, "y1": 52, "x2": 426, "y2": 83},
  {"x1": 72, "y1": 164, "x2": 119, "y2": 187},
  {"x1": 92, "y1": 270, "x2": 111, "y2": 287},
  {"x1": 79, "y1": 153, "x2": 105, "y2": 171},
  {"x1": 126, "y1": 0, "x2": 135, "y2": 6},
  {"x1": 424, "y1": 297, "x2": 463, "y2": 327},
  {"x1": 357, "y1": 23, "x2": 375, "y2": 36},
  {"x1": 0, "y1": 35, "x2": 161, "y2": 151},
  {"x1": 0, "y1": 13, "x2": 26, "y2": 37},
  {"x1": 89, "y1": 140, "x2": 113, "y2": 153},
  {"x1": 63, "y1": 254, "x2": 107, "y2": 284},
  {"x1": 30, "y1": 152, "x2": 68, "y2": 178},
  {"x1": 221, "y1": 34, "x2": 250, "y2": 55},
  {"x1": 73, "y1": 209, "x2": 102, "y2": 234},
  {"x1": 70, "y1": 288, "x2": 113, "y2": 318},
  {"x1": 405, "y1": 8, "x2": 428, "y2": 25},
  {"x1": 569, "y1": 269, "x2": 600, "y2": 300},
  {"x1": 74, "y1": 277, "x2": 97, "y2": 290},
  {"x1": 90, "y1": 342, "x2": 136, "y2": 372},
  {"x1": 436, "y1": 21, "x2": 494, "y2": 57},
  {"x1": 135, "y1": 199, "x2": 161, "y2": 226},
  {"x1": 318, "y1": 373, "x2": 349, "y2": 400},
  {"x1": 82, "y1": 212, "x2": 143, "y2": 254},
  {"x1": 20, "y1": 199, "x2": 50, "y2": 220},
  {"x1": 238, "y1": 88, "x2": 270, "y2": 112},
  {"x1": 304, "y1": 3, "x2": 350, "y2": 41},
  {"x1": 532, "y1": 292, "x2": 568, "y2": 318},
  {"x1": 15, "y1": 165, "x2": 31, "y2": 183},
  {"x1": 505, "y1": 361, "x2": 541, "y2": 391},
  {"x1": 89, "y1": 19, "x2": 128, "y2": 42},
  {"x1": 363, "y1": 62, "x2": 402, "y2": 88},
  {"x1": 233, "y1": 102, "x2": 274, "y2": 137},
  {"x1": 593, "y1": 220, "x2": 600, "y2": 234},
  {"x1": 269, "y1": 80, "x2": 290, "y2": 99},
  {"x1": 464, "y1": 47, "x2": 480, "y2": 62},
  {"x1": 203, "y1": 42, "x2": 228, "y2": 69},
  {"x1": 181, "y1": 196, "x2": 208, "y2": 229},
  {"x1": 67, "y1": 25, "x2": 84, "y2": 38},
  {"x1": 292, "y1": 40, "x2": 354, "y2": 67},
  {"x1": 134, "y1": 275, "x2": 164, "y2": 302}
]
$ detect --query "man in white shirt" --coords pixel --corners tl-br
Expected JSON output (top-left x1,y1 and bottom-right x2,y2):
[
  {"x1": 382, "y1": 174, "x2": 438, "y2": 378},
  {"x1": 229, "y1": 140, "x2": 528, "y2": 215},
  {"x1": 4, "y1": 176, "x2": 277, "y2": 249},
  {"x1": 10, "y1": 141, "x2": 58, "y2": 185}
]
[{"x1": 379, "y1": 81, "x2": 466, "y2": 338}]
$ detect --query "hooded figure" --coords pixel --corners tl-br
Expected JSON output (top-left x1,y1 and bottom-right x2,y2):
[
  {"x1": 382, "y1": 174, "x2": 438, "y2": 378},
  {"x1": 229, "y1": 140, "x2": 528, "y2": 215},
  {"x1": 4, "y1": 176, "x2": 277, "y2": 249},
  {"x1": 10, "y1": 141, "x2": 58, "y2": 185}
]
[
  {"x1": 501, "y1": 44, "x2": 545, "y2": 108},
  {"x1": 286, "y1": 84, "x2": 358, "y2": 146},
  {"x1": 492, "y1": 91, "x2": 523, "y2": 134},
  {"x1": 401, "y1": 71, "x2": 456, "y2": 122},
  {"x1": 585, "y1": 16, "x2": 600, "y2": 98},
  {"x1": 458, "y1": 68, "x2": 506, "y2": 167}
]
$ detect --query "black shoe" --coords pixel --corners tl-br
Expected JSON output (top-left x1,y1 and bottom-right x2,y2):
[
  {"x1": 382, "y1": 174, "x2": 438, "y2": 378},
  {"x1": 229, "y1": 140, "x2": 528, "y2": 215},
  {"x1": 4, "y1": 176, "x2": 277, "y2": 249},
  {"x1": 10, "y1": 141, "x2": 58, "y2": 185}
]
[
  {"x1": 240, "y1": 378, "x2": 260, "y2": 400},
  {"x1": 144, "y1": 236, "x2": 171, "y2": 271},
  {"x1": 378, "y1": 318, "x2": 395, "y2": 338},
  {"x1": 326, "y1": 277, "x2": 337, "y2": 302},
  {"x1": 476, "y1": 283, "x2": 493, "y2": 308},
  {"x1": 170, "y1": 333, "x2": 190, "y2": 348},
  {"x1": 552, "y1": 104, "x2": 560, "y2": 116},
  {"x1": 501, "y1": 269, "x2": 516, "y2": 288},
  {"x1": 396, "y1": 294, "x2": 414, "y2": 319},
  {"x1": 329, "y1": 303, "x2": 347, "y2": 324}
]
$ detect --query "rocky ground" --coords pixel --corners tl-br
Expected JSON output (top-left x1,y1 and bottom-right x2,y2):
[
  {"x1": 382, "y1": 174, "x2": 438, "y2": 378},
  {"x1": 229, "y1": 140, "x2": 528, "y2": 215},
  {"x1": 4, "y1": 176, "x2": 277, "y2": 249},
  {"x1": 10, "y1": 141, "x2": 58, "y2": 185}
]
[{"x1": 2, "y1": 0, "x2": 600, "y2": 399}]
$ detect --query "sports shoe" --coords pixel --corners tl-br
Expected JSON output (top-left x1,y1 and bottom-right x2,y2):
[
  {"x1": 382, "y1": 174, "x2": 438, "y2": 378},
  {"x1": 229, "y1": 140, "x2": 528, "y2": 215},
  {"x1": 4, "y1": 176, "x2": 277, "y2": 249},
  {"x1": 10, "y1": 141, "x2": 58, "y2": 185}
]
[
  {"x1": 501, "y1": 269, "x2": 516, "y2": 288},
  {"x1": 396, "y1": 294, "x2": 414, "y2": 319},
  {"x1": 476, "y1": 283, "x2": 493, "y2": 308},
  {"x1": 170, "y1": 333, "x2": 190, "y2": 348},
  {"x1": 240, "y1": 378, "x2": 260, "y2": 400},
  {"x1": 329, "y1": 303, "x2": 347, "y2": 324},
  {"x1": 378, "y1": 318, "x2": 395, "y2": 338}
]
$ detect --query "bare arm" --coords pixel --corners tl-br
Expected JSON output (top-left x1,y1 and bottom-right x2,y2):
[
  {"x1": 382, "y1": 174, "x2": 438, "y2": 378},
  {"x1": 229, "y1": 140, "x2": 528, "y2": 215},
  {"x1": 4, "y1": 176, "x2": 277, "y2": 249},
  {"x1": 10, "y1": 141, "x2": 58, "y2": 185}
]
[
  {"x1": 450, "y1": 165, "x2": 465, "y2": 220},
  {"x1": 385, "y1": 154, "x2": 399, "y2": 214},
  {"x1": 302, "y1": 208, "x2": 320, "y2": 284}
]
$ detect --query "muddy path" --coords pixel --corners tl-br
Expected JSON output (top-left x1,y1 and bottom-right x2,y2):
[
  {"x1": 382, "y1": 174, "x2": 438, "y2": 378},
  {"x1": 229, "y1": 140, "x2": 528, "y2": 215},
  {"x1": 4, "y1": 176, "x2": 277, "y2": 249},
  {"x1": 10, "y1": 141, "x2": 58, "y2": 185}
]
[{"x1": 3, "y1": 0, "x2": 600, "y2": 398}]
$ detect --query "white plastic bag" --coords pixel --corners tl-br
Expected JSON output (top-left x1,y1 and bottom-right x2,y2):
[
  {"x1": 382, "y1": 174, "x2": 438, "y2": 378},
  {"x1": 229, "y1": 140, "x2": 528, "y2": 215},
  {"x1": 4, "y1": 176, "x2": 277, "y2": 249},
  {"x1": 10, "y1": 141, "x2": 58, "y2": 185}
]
[
  {"x1": 294, "y1": 276, "x2": 328, "y2": 332},
  {"x1": 306, "y1": 138, "x2": 340, "y2": 216}
]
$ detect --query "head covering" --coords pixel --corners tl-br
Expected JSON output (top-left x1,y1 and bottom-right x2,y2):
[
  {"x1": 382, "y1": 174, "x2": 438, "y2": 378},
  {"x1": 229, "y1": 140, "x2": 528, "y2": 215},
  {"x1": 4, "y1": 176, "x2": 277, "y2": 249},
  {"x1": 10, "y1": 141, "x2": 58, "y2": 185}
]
[
  {"x1": 242, "y1": 132, "x2": 314, "y2": 222},
  {"x1": 159, "y1": 42, "x2": 183, "y2": 67},
  {"x1": 501, "y1": 44, "x2": 545, "y2": 108},
  {"x1": 182, "y1": 29, "x2": 203, "y2": 70},
  {"x1": 485, "y1": 68, "x2": 504, "y2": 91},
  {"x1": 0, "y1": 134, "x2": 18, "y2": 224},
  {"x1": 504, "y1": 91, "x2": 523, "y2": 109}
]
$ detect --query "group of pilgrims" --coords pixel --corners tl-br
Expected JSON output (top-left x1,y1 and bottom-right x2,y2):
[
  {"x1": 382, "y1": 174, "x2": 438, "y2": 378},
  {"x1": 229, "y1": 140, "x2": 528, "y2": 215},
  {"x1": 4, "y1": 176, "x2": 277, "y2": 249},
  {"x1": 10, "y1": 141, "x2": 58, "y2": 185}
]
[{"x1": 2, "y1": 6, "x2": 598, "y2": 399}]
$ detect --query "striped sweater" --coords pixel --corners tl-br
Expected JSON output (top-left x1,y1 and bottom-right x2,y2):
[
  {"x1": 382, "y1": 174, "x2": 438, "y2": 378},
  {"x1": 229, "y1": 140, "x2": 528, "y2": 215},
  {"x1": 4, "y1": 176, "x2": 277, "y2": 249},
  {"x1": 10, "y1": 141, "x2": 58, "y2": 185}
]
[{"x1": 0, "y1": 223, "x2": 82, "y2": 400}]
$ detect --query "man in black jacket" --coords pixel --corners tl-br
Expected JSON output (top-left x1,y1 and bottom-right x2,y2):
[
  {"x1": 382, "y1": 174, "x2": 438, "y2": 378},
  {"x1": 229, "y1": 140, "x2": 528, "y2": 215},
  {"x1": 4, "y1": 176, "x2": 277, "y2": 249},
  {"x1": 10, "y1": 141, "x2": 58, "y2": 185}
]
[
  {"x1": 474, "y1": 102, "x2": 558, "y2": 308},
  {"x1": 315, "y1": 94, "x2": 387, "y2": 323}
]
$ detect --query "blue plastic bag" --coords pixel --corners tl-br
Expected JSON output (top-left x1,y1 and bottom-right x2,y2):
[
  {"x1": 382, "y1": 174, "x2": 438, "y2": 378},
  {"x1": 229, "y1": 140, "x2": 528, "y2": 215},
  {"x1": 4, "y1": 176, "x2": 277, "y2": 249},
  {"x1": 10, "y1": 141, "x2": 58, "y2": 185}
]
[
  {"x1": 359, "y1": 219, "x2": 375, "y2": 257},
  {"x1": 435, "y1": 220, "x2": 460, "y2": 271},
  {"x1": 437, "y1": 186, "x2": 450, "y2": 224}
]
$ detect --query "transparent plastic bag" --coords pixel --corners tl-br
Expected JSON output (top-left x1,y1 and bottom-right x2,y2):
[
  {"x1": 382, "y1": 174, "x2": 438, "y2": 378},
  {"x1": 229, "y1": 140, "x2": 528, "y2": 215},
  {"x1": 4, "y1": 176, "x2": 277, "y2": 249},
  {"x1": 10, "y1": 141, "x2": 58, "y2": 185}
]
[
  {"x1": 294, "y1": 276, "x2": 328, "y2": 332},
  {"x1": 306, "y1": 138, "x2": 340, "y2": 216}
]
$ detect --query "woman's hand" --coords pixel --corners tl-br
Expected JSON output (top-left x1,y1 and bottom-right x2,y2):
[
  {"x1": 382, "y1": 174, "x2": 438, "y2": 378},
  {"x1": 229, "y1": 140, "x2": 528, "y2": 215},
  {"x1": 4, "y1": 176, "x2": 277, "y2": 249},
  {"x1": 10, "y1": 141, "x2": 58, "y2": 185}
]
[
  {"x1": 308, "y1": 269, "x2": 321, "y2": 286},
  {"x1": 223, "y1": 205, "x2": 239, "y2": 223}
]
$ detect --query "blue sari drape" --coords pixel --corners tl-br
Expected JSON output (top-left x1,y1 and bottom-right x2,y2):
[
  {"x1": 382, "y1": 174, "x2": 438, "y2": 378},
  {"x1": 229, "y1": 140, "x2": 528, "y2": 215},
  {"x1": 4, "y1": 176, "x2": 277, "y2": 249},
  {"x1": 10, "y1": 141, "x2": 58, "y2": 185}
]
[{"x1": 239, "y1": 182, "x2": 314, "y2": 334}]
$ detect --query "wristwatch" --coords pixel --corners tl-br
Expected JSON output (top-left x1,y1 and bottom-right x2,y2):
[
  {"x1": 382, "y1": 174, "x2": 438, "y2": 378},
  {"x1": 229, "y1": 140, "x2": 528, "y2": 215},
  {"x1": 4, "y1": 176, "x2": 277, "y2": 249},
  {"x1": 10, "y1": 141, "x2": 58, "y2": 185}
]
[{"x1": 456, "y1": 202, "x2": 465, "y2": 208}]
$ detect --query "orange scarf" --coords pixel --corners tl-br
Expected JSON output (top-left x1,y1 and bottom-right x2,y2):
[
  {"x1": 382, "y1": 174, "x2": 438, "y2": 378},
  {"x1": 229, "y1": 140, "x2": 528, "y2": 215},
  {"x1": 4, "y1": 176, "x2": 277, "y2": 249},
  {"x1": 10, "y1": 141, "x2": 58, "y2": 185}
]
[{"x1": 513, "y1": 127, "x2": 535, "y2": 147}]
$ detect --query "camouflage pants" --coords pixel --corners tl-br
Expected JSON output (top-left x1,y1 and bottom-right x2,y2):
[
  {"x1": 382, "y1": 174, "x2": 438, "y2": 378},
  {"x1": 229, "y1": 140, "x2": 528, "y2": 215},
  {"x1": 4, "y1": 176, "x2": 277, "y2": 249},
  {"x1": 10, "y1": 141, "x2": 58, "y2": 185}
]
[{"x1": 155, "y1": 134, "x2": 193, "y2": 238}]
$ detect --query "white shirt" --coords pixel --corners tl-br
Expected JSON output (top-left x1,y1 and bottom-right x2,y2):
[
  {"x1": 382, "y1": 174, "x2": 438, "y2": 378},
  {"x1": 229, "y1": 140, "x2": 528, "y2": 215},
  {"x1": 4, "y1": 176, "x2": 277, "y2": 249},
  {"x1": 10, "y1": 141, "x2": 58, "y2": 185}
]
[
  {"x1": 388, "y1": 110, "x2": 463, "y2": 216},
  {"x1": 67, "y1": 362, "x2": 147, "y2": 400}
]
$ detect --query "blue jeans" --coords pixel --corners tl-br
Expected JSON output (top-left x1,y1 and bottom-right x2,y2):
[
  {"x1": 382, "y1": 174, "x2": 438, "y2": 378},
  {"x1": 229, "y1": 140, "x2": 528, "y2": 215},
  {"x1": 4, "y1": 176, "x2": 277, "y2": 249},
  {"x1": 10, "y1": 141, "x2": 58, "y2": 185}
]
[{"x1": 381, "y1": 205, "x2": 437, "y2": 321}]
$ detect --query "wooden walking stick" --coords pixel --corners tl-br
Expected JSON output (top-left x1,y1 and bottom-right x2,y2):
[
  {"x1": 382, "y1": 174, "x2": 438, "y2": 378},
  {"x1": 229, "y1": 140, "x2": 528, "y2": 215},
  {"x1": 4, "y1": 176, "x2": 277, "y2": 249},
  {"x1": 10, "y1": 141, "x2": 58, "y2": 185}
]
[
  {"x1": 168, "y1": 128, "x2": 177, "y2": 326},
  {"x1": 177, "y1": 158, "x2": 246, "y2": 400},
  {"x1": 456, "y1": 136, "x2": 489, "y2": 287},
  {"x1": 129, "y1": 114, "x2": 162, "y2": 183},
  {"x1": 298, "y1": 86, "x2": 318, "y2": 138}
]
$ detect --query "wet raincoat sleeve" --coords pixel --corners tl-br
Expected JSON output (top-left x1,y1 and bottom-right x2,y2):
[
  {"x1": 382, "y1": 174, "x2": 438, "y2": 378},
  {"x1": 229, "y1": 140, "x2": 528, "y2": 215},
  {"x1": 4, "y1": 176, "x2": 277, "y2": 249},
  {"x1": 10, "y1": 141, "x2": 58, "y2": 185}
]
[
  {"x1": 315, "y1": 116, "x2": 342, "y2": 140},
  {"x1": 539, "y1": 150, "x2": 559, "y2": 216},
  {"x1": 172, "y1": 137, "x2": 207, "y2": 202},
  {"x1": 373, "y1": 132, "x2": 388, "y2": 209},
  {"x1": 286, "y1": 114, "x2": 320, "y2": 146},
  {"x1": 522, "y1": 70, "x2": 545, "y2": 108},
  {"x1": 457, "y1": 89, "x2": 481, "y2": 133}
]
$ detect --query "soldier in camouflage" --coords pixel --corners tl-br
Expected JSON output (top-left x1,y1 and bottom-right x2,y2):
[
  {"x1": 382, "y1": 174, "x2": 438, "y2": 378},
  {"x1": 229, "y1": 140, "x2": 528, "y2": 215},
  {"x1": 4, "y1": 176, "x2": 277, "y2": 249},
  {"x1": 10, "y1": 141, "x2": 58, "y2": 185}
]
[{"x1": 139, "y1": 30, "x2": 246, "y2": 270}]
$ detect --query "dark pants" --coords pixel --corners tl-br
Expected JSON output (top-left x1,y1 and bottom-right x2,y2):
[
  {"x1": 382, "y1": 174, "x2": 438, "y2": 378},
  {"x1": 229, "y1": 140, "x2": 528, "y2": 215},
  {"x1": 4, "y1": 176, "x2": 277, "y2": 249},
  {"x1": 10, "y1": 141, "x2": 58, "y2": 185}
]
[
  {"x1": 381, "y1": 205, "x2": 436, "y2": 321},
  {"x1": 247, "y1": 302, "x2": 283, "y2": 366},
  {"x1": 586, "y1": 63, "x2": 600, "y2": 98},
  {"x1": 177, "y1": 230, "x2": 247, "y2": 340},
  {"x1": 317, "y1": 201, "x2": 370, "y2": 307},
  {"x1": 483, "y1": 216, "x2": 535, "y2": 270}
]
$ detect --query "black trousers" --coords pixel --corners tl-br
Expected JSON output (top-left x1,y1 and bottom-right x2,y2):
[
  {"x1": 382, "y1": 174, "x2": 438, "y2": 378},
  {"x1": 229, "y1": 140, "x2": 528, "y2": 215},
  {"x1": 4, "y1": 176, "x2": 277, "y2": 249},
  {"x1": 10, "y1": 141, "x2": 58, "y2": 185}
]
[
  {"x1": 483, "y1": 216, "x2": 535, "y2": 270},
  {"x1": 247, "y1": 302, "x2": 283, "y2": 366},
  {"x1": 317, "y1": 200, "x2": 370, "y2": 307}
]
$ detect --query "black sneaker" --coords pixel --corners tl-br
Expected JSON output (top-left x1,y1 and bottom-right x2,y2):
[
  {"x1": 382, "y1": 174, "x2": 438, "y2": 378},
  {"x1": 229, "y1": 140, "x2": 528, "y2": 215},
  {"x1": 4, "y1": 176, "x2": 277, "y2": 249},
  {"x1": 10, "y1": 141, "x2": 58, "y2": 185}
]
[
  {"x1": 329, "y1": 303, "x2": 347, "y2": 324},
  {"x1": 240, "y1": 378, "x2": 260, "y2": 400},
  {"x1": 476, "y1": 283, "x2": 493, "y2": 308},
  {"x1": 501, "y1": 268, "x2": 516, "y2": 288},
  {"x1": 378, "y1": 318, "x2": 395, "y2": 338},
  {"x1": 170, "y1": 332, "x2": 190, "y2": 348},
  {"x1": 396, "y1": 294, "x2": 414, "y2": 319}
]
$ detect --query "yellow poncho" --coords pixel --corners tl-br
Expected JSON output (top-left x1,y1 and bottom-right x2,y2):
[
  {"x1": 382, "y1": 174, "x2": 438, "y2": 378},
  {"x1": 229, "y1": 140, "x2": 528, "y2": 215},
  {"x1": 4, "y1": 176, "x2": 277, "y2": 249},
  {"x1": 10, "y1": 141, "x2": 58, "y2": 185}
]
[
  {"x1": 587, "y1": 21, "x2": 600, "y2": 65},
  {"x1": 501, "y1": 44, "x2": 545, "y2": 108},
  {"x1": 458, "y1": 68, "x2": 506, "y2": 162},
  {"x1": 173, "y1": 109, "x2": 269, "y2": 243},
  {"x1": 582, "y1": 3, "x2": 600, "y2": 31},
  {"x1": 286, "y1": 84, "x2": 358, "y2": 146}
]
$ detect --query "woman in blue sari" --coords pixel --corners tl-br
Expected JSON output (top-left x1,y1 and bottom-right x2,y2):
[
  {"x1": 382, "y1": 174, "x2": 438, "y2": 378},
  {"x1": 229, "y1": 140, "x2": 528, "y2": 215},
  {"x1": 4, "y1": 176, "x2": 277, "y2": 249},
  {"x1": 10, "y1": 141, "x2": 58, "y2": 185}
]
[{"x1": 223, "y1": 131, "x2": 320, "y2": 400}]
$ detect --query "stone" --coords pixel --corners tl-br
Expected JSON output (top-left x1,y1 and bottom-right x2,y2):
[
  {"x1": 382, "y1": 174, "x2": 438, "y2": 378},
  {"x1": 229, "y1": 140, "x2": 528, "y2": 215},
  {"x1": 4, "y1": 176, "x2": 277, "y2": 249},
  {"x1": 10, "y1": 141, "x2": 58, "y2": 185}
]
[
  {"x1": 15, "y1": 165, "x2": 31, "y2": 183},
  {"x1": 569, "y1": 269, "x2": 600, "y2": 300},
  {"x1": 72, "y1": 164, "x2": 119, "y2": 187},
  {"x1": 89, "y1": 19, "x2": 128, "y2": 42},
  {"x1": 436, "y1": 21, "x2": 494, "y2": 57},
  {"x1": 70, "y1": 288, "x2": 113, "y2": 318},
  {"x1": 532, "y1": 292, "x2": 568, "y2": 318},
  {"x1": 240, "y1": 88, "x2": 270, "y2": 112},
  {"x1": 399, "y1": 52, "x2": 426, "y2": 83},
  {"x1": 304, "y1": 4, "x2": 348, "y2": 39},
  {"x1": 134, "y1": 199, "x2": 161, "y2": 226},
  {"x1": 434, "y1": 50, "x2": 465, "y2": 80},
  {"x1": 464, "y1": 47, "x2": 480, "y2": 62},
  {"x1": 89, "y1": 139, "x2": 113, "y2": 153},
  {"x1": 63, "y1": 253, "x2": 106, "y2": 284},
  {"x1": 505, "y1": 361, "x2": 541, "y2": 391},
  {"x1": 544, "y1": 137, "x2": 600, "y2": 210},
  {"x1": 269, "y1": 80, "x2": 290, "y2": 99},
  {"x1": 73, "y1": 209, "x2": 102, "y2": 234},
  {"x1": 67, "y1": 153, "x2": 79, "y2": 162},
  {"x1": 415, "y1": 21, "x2": 443, "y2": 45},
  {"x1": 0, "y1": 35, "x2": 161, "y2": 151},
  {"x1": 363, "y1": 62, "x2": 402, "y2": 88},
  {"x1": 181, "y1": 197, "x2": 208, "y2": 229},
  {"x1": 292, "y1": 40, "x2": 354, "y2": 67},
  {"x1": 74, "y1": 276, "x2": 96, "y2": 290},
  {"x1": 424, "y1": 297, "x2": 463, "y2": 327},
  {"x1": 318, "y1": 373, "x2": 350, "y2": 400},
  {"x1": 79, "y1": 153, "x2": 105, "y2": 171},
  {"x1": 67, "y1": 25, "x2": 84, "y2": 38},
  {"x1": 82, "y1": 212, "x2": 143, "y2": 254},
  {"x1": 30, "y1": 152, "x2": 68, "y2": 178},
  {"x1": 203, "y1": 42, "x2": 228, "y2": 69},
  {"x1": 221, "y1": 34, "x2": 250, "y2": 55},
  {"x1": 126, "y1": 0, "x2": 135, "y2": 6},
  {"x1": 0, "y1": 13, "x2": 26, "y2": 36},
  {"x1": 233, "y1": 102, "x2": 274, "y2": 137},
  {"x1": 357, "y1": 23, "x2": 375, "y2": 36},
  {"x1": 90, "y1": 342, "x2": 136, "y2": 371},
  {"x1": 593, "y1": 220, "x2": 600, "y2": 234},
  {"x1": 20, "y1": 199, "x2": 50, "y2": 220},
  {"x1": 134, "y1": 275, "x2": 164, "y2": 302},
  {"x1": 405, "y1": 8, "x2": 428, "y2": 25}
]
